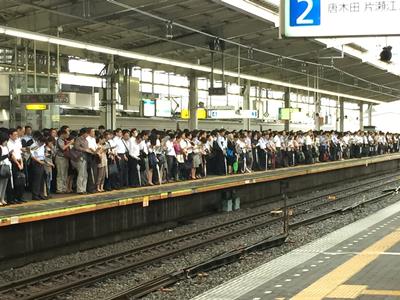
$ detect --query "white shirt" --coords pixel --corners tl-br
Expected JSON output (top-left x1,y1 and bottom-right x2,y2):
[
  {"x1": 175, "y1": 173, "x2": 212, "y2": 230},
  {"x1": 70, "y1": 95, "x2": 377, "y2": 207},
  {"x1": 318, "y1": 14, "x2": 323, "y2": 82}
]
[
  {"x1": 236, "y1": 140, "x2": 246, "y2": 153},
  {"x1": 107, "y1": 139, "x2": 117, "y2": 155},
  {"x1": 180, "y1": 139, "x2": 189, "y2": 153},
  {"x1": 128, "y1": 137, "x2": 140, "y2": 159},
  {"x1": 122, "y1": 138, "x2": 131, "y2": 154},
  {"x1": 0, "y1": 145, "x2": 11, "y2": 166},
  {"x1": 342, "y1": 135, "x2": 350, "y2": 146},
  {"x1": 7, "y1": 138, "x2": 22, "y2": 160},
  {"x1": 186, "y1": 139, "x2": 194, "y2": 154},
  {"x1": 113, "y1": 136, "x2": 126, "y2": 154},
  {"x1": 86, "y1": 136, "x2": 97, "y2": 152},
  {"x1": 305, "y1": 135, "x2": 313, "y2": 146},
  {"x1": 331, "y1": 135, "x2": 339, "y2": 145},
  {"x1": 32, "y1": 144, "x2": 46, "y2": 160},
  {"x1": 139, "y1": 140, "x2": 148, "y2": 154},
  {"x1": 273, "y1": 135, "x2": 281, "y2": 148},
  {"x1": 287, "y1": 139, "x2": 294, "y2": 150},
  {"x1": 257, "y1": 137, "x2": 267, "y2": 150},
  {"x1": 217, "y1": 135, "x2": 227, "y2": 150},
  {"x1": 165, "y1": 140, "x2": 176, "y2": 156}
]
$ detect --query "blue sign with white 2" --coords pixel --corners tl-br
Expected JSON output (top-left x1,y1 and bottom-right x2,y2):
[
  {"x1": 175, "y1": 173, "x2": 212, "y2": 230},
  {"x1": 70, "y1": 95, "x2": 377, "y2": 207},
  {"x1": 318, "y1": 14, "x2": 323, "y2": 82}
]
[{"x1": 290, "y1": 0, "x2": 320, "y2": 27}]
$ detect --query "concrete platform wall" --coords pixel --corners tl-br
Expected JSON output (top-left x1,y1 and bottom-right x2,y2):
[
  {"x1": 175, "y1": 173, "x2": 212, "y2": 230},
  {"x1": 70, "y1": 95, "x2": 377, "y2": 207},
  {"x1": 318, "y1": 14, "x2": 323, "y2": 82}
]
[{"x1": 0, "y1": 159, "x2": 399, "y2": 269}]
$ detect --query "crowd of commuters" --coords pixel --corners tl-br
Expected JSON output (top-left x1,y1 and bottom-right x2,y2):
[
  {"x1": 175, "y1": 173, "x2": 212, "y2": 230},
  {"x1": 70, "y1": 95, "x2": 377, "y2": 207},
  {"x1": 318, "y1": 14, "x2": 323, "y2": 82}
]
[{"x1": 0, "y1": 125, "x2": 398, "y2": 205}]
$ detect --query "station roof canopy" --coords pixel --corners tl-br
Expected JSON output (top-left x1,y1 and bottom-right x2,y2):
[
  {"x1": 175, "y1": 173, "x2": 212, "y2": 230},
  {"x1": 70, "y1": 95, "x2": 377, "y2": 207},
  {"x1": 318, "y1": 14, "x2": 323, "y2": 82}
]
[{"x1": 1, "y1": 0, "x2": 400, "y2": 103}]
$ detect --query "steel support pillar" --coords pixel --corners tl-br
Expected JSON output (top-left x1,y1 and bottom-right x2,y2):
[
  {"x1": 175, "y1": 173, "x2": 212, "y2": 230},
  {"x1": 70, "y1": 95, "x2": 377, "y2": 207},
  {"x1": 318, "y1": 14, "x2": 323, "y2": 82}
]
[
  {"x1": 243, "y1": 80, "x2": 251, "y2": 130},
  {"x1": 101, "y1": 55, "x2": 117, "y2": 130},
  {"x1": 284, "y1": 87, "x2": 290, "y2": 132},
  {"x1": 315, "y1": 93, "x2": 321, "y2": 131},
  {"x1": 368, "y1": 104, "x2": 373, "y2": 126},
  {"x1": 188, "y1": 75, "x2": 198, "y2": 130},
  {"x1": 339, "y1": 97, "x2": 344, "y2": 132},
  {"x1": 359, "y1": 102, "x2": 364, "y2": 131}
]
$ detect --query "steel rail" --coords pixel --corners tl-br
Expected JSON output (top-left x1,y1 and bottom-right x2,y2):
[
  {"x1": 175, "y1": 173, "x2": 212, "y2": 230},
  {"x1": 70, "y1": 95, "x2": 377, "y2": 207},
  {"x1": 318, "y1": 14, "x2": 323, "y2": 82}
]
[
  {"x1": 0, "y1": 173, "x2": 398, "y2": 300},
  {"x1": 103, "y1": 188, "x2": 400, "y2": 300}
]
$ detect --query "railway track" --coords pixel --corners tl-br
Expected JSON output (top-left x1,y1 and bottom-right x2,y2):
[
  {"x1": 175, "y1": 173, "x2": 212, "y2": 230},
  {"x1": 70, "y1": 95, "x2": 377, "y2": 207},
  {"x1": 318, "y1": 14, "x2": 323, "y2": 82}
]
[
  {"x1": 104, "y1": 187, "x2": 400, "y2": 300},
  {"x1": 0, "y1": 173, "x2": 399, "y2": 300}
]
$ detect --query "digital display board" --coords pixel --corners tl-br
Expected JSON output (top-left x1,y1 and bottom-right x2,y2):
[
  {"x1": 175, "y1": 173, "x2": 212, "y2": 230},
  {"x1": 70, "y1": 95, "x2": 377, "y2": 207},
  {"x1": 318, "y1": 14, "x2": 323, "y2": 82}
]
[
  {"x1": 281, "y1": 0, "x2": 400, "y2": 37},
  {"x1": 18, "y1": 93, "x2": 70, "y2": 104}
]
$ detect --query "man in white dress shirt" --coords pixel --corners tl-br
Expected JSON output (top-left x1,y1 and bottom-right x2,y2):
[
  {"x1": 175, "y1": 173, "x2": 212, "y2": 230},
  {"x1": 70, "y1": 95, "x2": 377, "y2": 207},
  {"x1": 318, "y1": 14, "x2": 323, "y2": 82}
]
[
  {"x1": 7, "y1": 128, "x2": 25, "y2": 203},
  {"x1": 86, "y1": 128, "x2": 98, "y2": 193},
  {"x1": 113, "y1": 128, "x2": 128, "y2": 188},
  {"x1": 216, "y1": 129, "x2": 227, "y2": 175}
]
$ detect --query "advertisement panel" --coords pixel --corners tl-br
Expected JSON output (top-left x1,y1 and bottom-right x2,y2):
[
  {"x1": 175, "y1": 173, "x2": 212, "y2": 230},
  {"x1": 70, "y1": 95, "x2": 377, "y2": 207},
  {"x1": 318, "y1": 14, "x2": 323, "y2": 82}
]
[{"x1": 281, "y1": 0, "x2": 400, "y2": 37}]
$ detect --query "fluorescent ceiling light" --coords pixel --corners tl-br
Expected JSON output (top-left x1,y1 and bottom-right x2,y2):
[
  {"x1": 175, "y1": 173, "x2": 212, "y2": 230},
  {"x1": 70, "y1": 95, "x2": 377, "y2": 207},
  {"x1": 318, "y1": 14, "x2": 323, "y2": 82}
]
[
  {"x1": 48, "y1": 37, "x2": 86, "y2": 49},
  {"x1": 4, "y1": 28, "x2": 48, "y2": 42},
  {"x1": 0, "y1": 25, "x2": 385, "y2": 104},
  {"x1": 217, "y1": 0, "x2": 279, "y2": 26},
  {"x1": 86, "y1": 45, "x2": 119, "y2": 56}
]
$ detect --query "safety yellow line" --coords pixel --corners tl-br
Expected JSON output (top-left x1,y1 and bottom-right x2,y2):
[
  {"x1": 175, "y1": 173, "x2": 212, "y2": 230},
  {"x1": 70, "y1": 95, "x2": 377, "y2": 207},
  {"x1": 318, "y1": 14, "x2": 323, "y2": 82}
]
[
  {"x1": 291, "y1": 227, "x2": 400, "y2": 300},
  {"x1": 0, "y1": 154, "x2": 398, "y2": 227},
  {"x1": 363, "y1": 289, "x2": 400, "y2": 296}
]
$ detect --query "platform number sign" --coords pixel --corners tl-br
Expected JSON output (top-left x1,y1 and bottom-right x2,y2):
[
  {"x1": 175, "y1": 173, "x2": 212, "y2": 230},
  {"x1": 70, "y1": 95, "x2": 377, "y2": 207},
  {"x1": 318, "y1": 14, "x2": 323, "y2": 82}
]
[{"x1": 290, "y1": 0, "x2": 320, "y2": 27}]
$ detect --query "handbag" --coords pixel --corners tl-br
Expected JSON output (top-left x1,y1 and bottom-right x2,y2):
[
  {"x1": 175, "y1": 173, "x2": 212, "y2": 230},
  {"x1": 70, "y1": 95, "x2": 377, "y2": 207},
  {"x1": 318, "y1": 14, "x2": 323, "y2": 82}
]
[
  {"x1": 69, "y1": 148, "x2": 82, "y2": 161},
  {"x1": 148, "y1": 152, "x2": 158, "y2": 168},
  {"x1": 0, "y1": 164, "x2": 11, "y2": 179},
  {"x1": 14, "y1": 171, "x2": 26, "y2": 187},
  {"x1": 137, "y1": 158, "x2": 146, "y2": 172}
]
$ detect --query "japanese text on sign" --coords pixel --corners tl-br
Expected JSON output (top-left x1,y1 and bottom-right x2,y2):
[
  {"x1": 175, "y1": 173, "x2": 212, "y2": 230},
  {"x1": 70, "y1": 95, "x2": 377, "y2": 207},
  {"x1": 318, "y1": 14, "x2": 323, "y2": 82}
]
[{"x1": 281, "y1": 0, "x2": 400, "y2": 37}]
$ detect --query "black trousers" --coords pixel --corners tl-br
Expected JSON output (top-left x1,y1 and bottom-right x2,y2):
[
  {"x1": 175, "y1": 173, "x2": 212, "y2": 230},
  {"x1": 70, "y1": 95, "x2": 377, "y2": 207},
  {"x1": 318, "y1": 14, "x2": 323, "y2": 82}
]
[
  {"x1": 166, "y1": 155, "x2": 177, "y2": 180},
  {"x1": 257, "y1": 148, "x2": 267, "y2": 170},
  {"x1": 31, "y1": 160, "x2": 45, "y2": 199},
  {"x1": 127, "y1": 157, "x2": 139, "y2": 187},
  {"x1": 105, "y1": 159, "x2": 119, "y2": 190},
  {"x1": 215, "y1": 150, "x2": 226, "y2": 175},
  {"x1": 117, "y1": 154, "x2": 128, "y2": 188},
  {"x1": 6, "y1": 162, "x2": 25, "y2": 202},
  {"x1": 86, "y1": 154, "x2": 98, "y2": 193}
]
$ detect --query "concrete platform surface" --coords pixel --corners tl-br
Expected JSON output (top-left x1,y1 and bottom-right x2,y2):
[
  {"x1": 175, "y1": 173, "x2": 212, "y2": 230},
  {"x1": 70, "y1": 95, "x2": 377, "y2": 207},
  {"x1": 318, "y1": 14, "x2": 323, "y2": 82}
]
[
  {"x1": 0, "y1": 154, "x2": 399, "y2": 228},
  {"x1": 192, "y1": 194, "x2": 400, "y2": 300}
]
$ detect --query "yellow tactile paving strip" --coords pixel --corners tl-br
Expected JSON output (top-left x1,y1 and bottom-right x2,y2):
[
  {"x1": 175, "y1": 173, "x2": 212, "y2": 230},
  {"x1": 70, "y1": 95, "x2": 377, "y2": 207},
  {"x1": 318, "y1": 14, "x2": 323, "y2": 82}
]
[
  {"x1": 327, "y1": 285, "x2": 367, "y2": 299},
  {"x1": 362, "y1": 289, "x2": 400, "y2": 296},
  {"x1": 291, "y1": 228, "x2": 400, "y2": 300},
  {"x1": 0, "y1": 154, "x2": 399, "y2": 228}
]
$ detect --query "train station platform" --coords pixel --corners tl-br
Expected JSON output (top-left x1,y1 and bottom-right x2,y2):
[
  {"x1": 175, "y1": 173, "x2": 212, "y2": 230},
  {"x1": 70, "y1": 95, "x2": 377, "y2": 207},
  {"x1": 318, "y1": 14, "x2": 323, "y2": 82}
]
[
  {"x1": 192, "y1": 188, "x2": 400, "y2": 300},
  {"x1": 1, "y1": 154, "x2": 400, "y2": 228},
  {"x1": 1, "y1": 153, "x2": 400, "y2": 268}
]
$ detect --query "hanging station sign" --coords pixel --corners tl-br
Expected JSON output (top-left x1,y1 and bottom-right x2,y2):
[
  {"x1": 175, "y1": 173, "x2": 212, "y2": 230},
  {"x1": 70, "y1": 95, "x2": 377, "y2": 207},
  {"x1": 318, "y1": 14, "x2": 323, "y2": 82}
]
[
  {"x1": 208, "y1": 110, "x2": 258, "y2": 119},
  {"x1": 18, "y1": 93, "x2": 70, "y2": 104},
  {"x1": 281, "y1": 0, "x2": 400, "y2": 37},
  {"x1": 181, "y1": 108, "x2": 207, "y2": 120}
]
